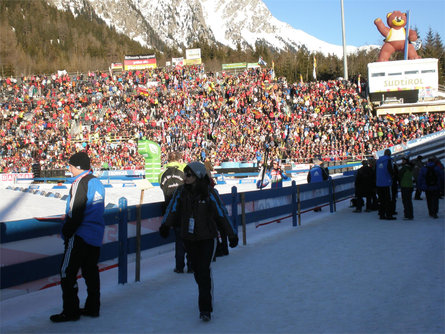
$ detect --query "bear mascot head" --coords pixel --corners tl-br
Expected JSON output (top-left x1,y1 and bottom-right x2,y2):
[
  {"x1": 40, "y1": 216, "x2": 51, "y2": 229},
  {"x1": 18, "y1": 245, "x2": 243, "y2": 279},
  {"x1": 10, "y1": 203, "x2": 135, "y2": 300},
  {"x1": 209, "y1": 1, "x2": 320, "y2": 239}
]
[{"x1": 374, "y1": 10, "x2": 421, "y2": 62}]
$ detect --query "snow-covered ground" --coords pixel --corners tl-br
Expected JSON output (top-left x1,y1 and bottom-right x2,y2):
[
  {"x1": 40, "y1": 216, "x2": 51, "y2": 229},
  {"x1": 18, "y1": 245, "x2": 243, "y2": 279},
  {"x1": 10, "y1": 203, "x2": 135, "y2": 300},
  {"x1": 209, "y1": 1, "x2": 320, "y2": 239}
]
[{"x1": 0, "y1": 181, "x2": 444, "y2": 334}]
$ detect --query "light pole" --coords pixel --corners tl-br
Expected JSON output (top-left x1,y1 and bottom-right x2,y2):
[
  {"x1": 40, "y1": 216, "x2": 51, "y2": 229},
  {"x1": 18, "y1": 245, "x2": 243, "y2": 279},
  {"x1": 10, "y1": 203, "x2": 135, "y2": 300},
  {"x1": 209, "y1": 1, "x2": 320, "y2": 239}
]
[{"x1": 340, "y1": 0, "x2": 348, "y2": 80}]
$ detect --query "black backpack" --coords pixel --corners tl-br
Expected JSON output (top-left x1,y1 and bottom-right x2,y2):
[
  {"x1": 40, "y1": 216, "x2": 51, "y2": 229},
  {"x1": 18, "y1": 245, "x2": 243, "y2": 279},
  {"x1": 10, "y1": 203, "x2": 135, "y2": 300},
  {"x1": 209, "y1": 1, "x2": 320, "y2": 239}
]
[
  {"x1": 160, "y1": 166, "x2": 184, "y2": 205},
  {"x1": 425, "y1": 166, "x2": 437, "y2": 186}
]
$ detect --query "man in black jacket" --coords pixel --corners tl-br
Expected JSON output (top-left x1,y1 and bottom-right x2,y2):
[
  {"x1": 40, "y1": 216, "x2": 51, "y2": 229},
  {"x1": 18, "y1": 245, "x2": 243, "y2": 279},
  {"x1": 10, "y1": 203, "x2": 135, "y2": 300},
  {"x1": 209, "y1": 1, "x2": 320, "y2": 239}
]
[
  {"x1": 159, "y1": 161, "x2": 238, "y2": 322},
  {"x1": 353, "y1": 160, "x2": 375, "y2": 212}
]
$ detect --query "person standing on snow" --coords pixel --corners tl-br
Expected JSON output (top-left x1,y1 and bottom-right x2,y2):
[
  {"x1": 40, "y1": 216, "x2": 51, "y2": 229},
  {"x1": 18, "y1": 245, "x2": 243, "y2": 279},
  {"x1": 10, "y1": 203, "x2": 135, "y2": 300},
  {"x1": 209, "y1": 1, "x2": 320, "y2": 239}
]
[
  {"x1": 398, "y1": 157, "x2": 414, "y2": 220},
  {"x1": 376, "y1": 149, "x2": 396, "y2": 220},
  {"x1": 159, "y1": 161, "x2": 238, "y2": 322},
  {"x1": 268, "y1": 159, "x2": 289, "y2": 188},
  {"x1": 307, "y1": 158, "x2": 329, "y2": 211},
  {"x1": 353, "y1": 160, "x2": 375, "y2": 213},
  {"x1": 417, "y1": 157, "x2": 443, "y2": 219},
  {"x1": 50, "y1": 151, "x2": 105, "y2": 322},
  {"x1": 159, "y1": 151, "x2": 192, "y2": 274}
]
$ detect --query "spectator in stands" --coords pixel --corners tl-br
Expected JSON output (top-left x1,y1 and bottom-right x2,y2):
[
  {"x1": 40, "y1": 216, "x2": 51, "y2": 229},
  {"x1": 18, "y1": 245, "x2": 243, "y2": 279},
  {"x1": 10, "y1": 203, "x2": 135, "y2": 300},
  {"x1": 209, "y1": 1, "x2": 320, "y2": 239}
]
[
  {"x1": 1, "y1": 68, "x2": 444, "y2": 173},
  {"x1": 376, "y1": 149, "x2": 396, "y2": 220},
  {"x1": 50, "y1": 151, "x2": 105, "y2": 322},
  {"x1": 159, "y1": 161, "x2": 238, "y2": 322}
]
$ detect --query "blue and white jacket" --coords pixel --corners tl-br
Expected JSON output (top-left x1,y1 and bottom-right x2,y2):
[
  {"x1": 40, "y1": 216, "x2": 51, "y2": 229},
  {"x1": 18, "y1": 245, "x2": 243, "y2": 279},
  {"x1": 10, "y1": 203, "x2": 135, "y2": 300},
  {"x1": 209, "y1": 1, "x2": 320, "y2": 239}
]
[{"x1": 63, "y1": 170, "x2": 105, "y2": 247}]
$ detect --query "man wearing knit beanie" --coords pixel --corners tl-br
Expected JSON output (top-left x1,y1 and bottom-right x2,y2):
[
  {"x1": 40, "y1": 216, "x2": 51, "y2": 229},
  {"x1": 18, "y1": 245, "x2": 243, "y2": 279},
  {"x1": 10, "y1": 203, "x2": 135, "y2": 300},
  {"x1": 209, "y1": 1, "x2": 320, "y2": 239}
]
[
  {"x1": 50, "y1": 151, "x2": 105, "y2": 323},
  {"x1": 68, "y1": 152, "x2": 91, "y2": 170}
]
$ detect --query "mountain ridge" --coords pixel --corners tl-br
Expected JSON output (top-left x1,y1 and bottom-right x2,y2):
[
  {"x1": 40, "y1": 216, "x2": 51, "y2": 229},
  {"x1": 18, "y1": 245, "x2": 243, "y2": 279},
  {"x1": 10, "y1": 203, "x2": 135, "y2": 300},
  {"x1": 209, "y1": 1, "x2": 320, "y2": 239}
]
[{"x1": 48, "y1": 0, "x2": 375, "y2": 57}]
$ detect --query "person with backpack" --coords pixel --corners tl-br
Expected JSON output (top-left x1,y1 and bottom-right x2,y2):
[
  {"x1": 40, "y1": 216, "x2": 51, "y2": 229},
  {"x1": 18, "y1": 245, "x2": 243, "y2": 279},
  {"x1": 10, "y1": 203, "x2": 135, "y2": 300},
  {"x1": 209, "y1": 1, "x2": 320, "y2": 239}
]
[
  {"x1": 159, "y1": 152, "x2": 191, "y2": 273},
  {"x1": 159, "y1": 161, "x2": 239, "y2": 322},
  {"x1": 417, "y1": 157, "x2": 443, "y2": 219}
]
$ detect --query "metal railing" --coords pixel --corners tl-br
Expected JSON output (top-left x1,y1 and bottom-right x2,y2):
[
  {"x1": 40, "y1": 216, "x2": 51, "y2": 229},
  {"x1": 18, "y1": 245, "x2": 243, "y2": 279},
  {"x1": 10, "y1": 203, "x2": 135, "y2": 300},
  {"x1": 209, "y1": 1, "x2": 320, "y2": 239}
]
[{"x1": 0, "y1": 175, "x2": 355, "y2": 291}]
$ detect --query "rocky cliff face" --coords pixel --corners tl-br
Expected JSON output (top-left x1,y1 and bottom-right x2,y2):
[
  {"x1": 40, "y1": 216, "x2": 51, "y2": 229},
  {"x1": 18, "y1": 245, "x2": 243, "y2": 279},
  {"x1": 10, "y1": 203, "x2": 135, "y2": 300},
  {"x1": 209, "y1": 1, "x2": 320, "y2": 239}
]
[{"x1": 48, "y1": 0, "x2": 360, "y2": 56}]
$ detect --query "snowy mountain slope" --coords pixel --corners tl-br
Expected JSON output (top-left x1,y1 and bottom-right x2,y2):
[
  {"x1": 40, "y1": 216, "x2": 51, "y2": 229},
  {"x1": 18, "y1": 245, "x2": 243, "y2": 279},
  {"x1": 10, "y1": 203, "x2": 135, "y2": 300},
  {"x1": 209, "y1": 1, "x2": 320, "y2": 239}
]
[{"x1": 48, "y1": 0, "x2": 372, "y2": 57}]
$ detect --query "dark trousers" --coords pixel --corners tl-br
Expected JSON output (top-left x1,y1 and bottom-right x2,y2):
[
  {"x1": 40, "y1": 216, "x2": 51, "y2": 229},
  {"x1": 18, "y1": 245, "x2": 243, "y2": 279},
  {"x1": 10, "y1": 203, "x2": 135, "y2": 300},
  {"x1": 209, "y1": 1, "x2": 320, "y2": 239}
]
[
  {"x1": 425, "y1": 190, "x2": 440, "y2": 216},
  {"x1": 401, "y1": 187, "x2": 414, "y2": 219},
  {"x1": 184, "y1": 238, "x2": 216, "y2": 313},
  {"x1": 414, "y1": 187, "x2": 423, "y2": 199},
  {"x1": 377, "y1": 186, "x2": 393, "y2": 218},
  {"x1": 370, "y1": 190, "x2": 378, "y2": 210},
  {"x1": 60, "y1": 235, "x2": 101, "y2": 315},
  {"x1": 356, "y1": 194, "x2": 372, "y2": 211},
  {"x1": 174, "y1": 228, "x2": 191, "y2": 271}
]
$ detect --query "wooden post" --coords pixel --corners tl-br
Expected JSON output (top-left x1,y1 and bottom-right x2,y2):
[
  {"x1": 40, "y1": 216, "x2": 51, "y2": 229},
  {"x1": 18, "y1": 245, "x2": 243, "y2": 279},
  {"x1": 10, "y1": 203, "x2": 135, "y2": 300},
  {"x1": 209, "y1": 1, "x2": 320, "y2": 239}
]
[
  {"x1": 118, "y1": 197, "x2": 128, "y2": 285},
  {"x1": 241, "y1": 193, "x2": 246, "y2": 245},
  {"x1": 135, "y1": 189, "x2": 144, "y2": 282},
  {"x1": 297, "y1": 185, "x2": 301, "y2": 226},
  {"x1": 132, "y1": 179, "x2": 153, "y2": 282},
  {"x1": 292, "y1": 180, "x2": 297, "y2": 227}
]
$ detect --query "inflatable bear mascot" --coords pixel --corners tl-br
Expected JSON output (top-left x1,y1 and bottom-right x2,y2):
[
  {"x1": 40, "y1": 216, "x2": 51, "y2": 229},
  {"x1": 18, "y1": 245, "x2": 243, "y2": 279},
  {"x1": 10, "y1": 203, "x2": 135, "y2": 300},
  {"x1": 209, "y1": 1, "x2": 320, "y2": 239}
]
[{"x1": 374, "y1": 10, "x2": 420, "y2": 62}]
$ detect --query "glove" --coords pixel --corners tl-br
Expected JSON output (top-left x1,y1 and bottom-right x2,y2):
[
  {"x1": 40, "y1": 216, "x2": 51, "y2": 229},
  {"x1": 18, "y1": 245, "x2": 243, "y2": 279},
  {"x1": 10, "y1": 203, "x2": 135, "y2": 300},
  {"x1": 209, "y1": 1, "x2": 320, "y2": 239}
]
[
  {"x1": 228, "y1": 235, "x2": 239, "y2": 248},
  {"x1": 159, "y1": 224, "x2": 170, "y2": 239}
]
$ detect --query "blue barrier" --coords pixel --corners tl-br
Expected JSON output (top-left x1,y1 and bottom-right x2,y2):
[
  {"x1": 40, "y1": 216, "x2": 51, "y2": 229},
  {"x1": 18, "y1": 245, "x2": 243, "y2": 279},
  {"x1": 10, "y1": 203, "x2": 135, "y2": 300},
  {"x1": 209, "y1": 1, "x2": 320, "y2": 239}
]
[{"x1": 1, "y1": 175, "x2": 355, "y2": 290}]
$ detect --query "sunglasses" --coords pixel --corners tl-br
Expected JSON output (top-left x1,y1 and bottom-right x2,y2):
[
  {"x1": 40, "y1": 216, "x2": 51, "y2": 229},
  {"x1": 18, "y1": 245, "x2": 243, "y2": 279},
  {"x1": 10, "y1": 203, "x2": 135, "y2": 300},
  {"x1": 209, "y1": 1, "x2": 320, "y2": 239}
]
[{"x1": 185, "y1": 172, "x2": 195, "y2": 178}]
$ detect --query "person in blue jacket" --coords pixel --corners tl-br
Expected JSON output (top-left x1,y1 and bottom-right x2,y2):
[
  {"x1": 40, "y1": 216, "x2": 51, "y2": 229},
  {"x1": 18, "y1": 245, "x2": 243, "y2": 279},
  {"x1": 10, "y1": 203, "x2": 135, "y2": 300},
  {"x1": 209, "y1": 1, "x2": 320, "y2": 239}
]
[
  {"x1": 269, "y1": 159, "x2": 289, "y2": 188},
  {"x1": 50, "y1": 151, "x2": 105, "y2": 323},
  {"x1": 307, "y1": 159, "x2": 329, "y2": 211},
  {"x1": 376, "y1": 149, "x2": 396, "y2": 220},
  {"x1": 417, "y1": 156, "x2": 444, "y2": 219}
]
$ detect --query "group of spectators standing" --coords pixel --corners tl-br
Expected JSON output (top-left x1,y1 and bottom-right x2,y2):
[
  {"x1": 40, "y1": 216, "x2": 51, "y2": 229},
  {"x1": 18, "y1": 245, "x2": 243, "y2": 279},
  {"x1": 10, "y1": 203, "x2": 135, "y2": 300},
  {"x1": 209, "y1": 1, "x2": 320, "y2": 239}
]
[
  {"x1": 1, "y1": 65, "x2": 445, "y2": 174},
  {"x1": 354, "y1": 153, "x2": 444, "y2": 220}
]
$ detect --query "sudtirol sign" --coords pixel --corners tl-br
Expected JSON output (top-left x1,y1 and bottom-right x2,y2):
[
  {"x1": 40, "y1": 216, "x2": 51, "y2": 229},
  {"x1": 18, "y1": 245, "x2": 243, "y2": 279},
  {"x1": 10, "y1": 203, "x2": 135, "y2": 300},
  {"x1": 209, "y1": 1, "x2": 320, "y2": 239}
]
[
  {"x1": 383, "y1": 77, "x2": 424, "y2": 90},
  {"x1": 367, "y1": 58, "x2": 438, "y2": 94},
  {"x1": 137, "y1": 140, "x2": 161, "y2": 183}
]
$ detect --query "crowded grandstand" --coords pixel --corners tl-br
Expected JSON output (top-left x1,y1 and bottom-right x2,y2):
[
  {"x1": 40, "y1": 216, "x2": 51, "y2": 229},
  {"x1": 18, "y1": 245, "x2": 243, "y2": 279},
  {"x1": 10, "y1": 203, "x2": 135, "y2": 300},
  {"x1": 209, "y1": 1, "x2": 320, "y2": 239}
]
[{"x1": 1, "y1": 64, "x2": 444, "y2": 173}]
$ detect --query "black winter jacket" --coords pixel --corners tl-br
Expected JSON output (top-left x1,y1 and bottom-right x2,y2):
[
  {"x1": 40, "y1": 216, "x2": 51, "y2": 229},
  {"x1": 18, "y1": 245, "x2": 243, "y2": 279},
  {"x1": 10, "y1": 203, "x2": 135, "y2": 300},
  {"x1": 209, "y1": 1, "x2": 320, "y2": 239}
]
[{"x1": 162, "y1": 184, "x2": 236, "y2": 241}]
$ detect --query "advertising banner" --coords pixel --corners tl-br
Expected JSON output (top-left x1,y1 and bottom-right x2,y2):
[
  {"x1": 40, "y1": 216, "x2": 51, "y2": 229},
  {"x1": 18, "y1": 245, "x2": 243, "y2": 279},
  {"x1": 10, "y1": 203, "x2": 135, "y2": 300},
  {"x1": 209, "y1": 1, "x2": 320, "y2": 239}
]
[
  {"x1": 222, "y1": 63, "x2": 247, "y2": 70},
  {"x1": 111, "y1": 63, "x2": 123, "y2": 71},
  {"x1": 185, "y1": 49, "x2": 201, "y2": 65},
  {"x1": 137, "y1": 140, "x2": 161, "y2": 183},
  {"x1": 172, "y1": 57, "x2": 184, "y2": 66},
  {"x1": 124, "y1": 55, "x2": 157, "y2": 70},
  {"x1": 184, "y1": 58, "x2": 202, "y2": 65},
  {"x1": 186, "y1": 48, "x2": 201, "y2": 60}
]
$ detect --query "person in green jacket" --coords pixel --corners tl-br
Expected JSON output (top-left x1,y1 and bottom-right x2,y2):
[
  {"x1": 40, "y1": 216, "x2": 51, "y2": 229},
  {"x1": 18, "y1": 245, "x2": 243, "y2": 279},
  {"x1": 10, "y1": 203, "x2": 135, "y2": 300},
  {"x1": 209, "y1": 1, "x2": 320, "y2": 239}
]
[{"x1": 398, "y1": 157, "x2": 414, "y2": 220}]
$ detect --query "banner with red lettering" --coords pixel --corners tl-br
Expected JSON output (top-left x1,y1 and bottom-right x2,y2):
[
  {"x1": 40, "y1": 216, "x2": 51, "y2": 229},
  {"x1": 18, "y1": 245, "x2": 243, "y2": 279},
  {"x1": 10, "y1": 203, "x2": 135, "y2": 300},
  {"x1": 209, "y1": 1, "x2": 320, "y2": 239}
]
[{"x1": 124, "y1": 55, "x2": 157, "y2": 70}]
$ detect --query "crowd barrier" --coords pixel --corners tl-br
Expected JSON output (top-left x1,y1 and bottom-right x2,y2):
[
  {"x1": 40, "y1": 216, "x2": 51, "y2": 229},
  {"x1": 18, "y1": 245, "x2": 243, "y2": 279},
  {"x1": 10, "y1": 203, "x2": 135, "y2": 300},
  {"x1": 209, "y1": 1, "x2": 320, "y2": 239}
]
[{"x1": 0, "y1": 174, "x2": 355, "y2": 297}]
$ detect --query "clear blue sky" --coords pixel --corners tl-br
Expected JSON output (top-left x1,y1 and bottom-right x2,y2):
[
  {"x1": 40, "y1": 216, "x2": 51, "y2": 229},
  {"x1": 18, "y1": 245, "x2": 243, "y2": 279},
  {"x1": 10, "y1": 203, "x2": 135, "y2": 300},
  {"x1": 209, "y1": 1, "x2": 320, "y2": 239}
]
[{"x1": 262, "y1": 0, "x2": 445, "y2": 47}]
